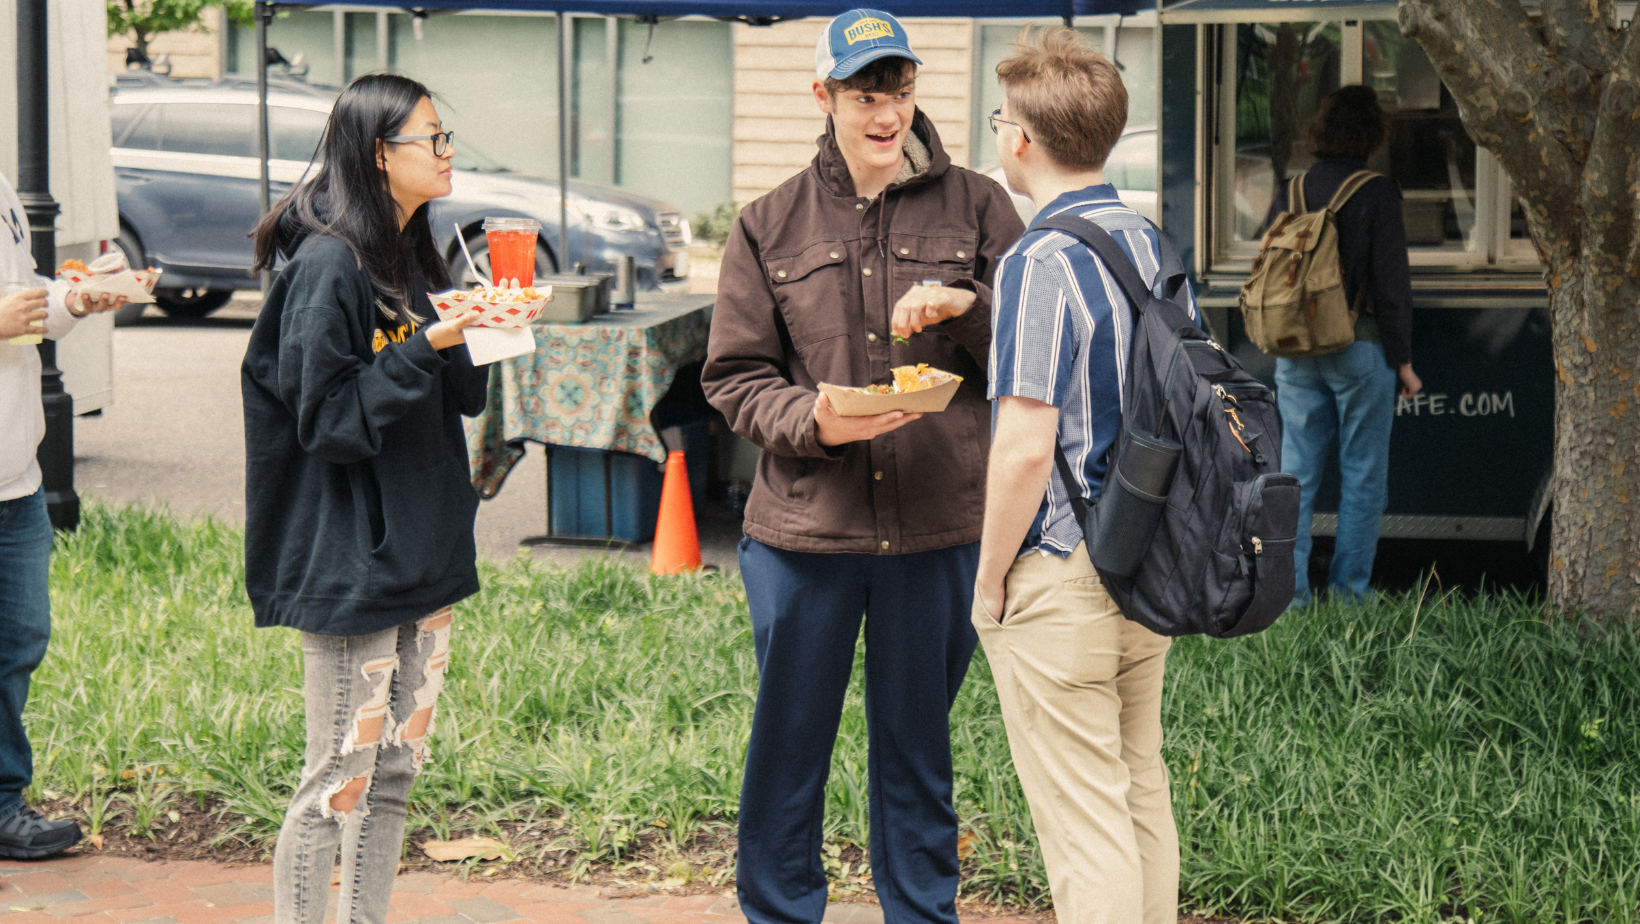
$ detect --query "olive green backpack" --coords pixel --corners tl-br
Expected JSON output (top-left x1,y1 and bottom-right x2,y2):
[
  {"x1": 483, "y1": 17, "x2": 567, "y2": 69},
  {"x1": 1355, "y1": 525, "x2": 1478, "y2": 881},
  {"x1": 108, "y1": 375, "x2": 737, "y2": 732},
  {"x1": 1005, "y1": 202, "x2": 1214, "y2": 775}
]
[{"x1": 1239, "y1": 170, "x2": 1378, "y2": 358}]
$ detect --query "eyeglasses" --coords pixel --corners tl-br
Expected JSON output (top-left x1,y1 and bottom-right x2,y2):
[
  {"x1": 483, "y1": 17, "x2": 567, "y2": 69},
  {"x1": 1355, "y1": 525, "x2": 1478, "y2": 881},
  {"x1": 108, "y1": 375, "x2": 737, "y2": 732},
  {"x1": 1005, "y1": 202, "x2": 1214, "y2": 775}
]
[
  {"x1": 383, "y1": 130, "x2": 455, "y2": 157},
  {"x1": 988, "y1": 109, "x2": 1030, "y2": 143}
]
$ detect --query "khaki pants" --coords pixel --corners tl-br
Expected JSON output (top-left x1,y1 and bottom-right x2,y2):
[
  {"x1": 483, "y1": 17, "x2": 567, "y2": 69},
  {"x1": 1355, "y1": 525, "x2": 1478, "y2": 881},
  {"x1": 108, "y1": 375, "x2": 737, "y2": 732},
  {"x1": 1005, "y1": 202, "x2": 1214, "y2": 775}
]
[{"x1": 972, "y1": 545, "x2": 1177, "y2": 924}]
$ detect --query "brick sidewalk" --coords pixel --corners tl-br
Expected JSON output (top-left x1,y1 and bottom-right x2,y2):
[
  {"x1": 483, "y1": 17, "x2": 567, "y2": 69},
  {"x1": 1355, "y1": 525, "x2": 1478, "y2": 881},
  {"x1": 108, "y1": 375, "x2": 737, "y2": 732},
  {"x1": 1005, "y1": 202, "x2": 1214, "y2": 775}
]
[{"x1": 0, "y1": 857, "x2": 1032, "y2": 924}]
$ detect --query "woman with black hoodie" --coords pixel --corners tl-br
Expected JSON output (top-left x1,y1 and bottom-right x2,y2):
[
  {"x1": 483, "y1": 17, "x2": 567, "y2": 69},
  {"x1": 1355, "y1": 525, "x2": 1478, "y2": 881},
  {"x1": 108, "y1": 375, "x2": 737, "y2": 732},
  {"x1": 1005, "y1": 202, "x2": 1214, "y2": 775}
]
[{"x1": 241, "y1": 74, "x2": 485, "y2": 924}]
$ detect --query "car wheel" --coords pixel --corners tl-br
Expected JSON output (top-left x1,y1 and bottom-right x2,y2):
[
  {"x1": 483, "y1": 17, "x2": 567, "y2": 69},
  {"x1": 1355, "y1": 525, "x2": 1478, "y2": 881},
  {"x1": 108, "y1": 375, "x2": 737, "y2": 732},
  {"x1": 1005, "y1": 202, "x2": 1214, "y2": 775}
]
[
  {"x1": 155, "y1": 287, "x2": 235, "y2": 318},
  {"x1": 454, "y1": 233, "x2": 557, "y2": 288},
  {"x1": 110, "y1": 228, "x2": 150, "y2": 327}
]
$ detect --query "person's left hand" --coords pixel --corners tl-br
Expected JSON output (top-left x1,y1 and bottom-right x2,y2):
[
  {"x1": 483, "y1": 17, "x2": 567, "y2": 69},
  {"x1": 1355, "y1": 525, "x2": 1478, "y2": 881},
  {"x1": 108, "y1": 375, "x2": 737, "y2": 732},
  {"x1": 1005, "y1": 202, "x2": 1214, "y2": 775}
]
[
  {"x1": 71, "y1": 290, "x2": 129, "y2": 316},
  {"x1": 1397, "y1": 363, "x2": 1423, "y2": 399},
  {"x1": 892, "y1": 284, "x2": 977, "y2": 340}
]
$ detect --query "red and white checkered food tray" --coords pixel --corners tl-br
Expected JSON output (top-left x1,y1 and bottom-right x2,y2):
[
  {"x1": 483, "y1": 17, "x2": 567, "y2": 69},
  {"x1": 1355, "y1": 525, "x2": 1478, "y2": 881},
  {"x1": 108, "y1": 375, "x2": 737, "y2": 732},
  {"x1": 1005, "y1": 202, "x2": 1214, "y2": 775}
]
[
  {"x1": 429, "y1": 286, "x2": 553, "y2": 329},
  {"x1": 58, "y1": 257, "x2": 162, "y2": 304}
]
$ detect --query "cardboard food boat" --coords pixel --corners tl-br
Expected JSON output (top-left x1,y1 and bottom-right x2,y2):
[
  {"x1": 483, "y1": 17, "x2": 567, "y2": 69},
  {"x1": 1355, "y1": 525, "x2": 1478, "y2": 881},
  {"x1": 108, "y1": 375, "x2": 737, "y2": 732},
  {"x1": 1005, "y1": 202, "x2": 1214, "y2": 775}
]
[
  {"x1": 819, "y1": 364, "x2": 963, "y2": 416},
  {"x1": 426, "y1": 284, "x2": 555, "y2": 365},
  {"x1": 428, "y1": 284, "x2": 553, "y2": 328},
  {"x1": 58, "y1": 253, "x2": 162, "y2": 304}
]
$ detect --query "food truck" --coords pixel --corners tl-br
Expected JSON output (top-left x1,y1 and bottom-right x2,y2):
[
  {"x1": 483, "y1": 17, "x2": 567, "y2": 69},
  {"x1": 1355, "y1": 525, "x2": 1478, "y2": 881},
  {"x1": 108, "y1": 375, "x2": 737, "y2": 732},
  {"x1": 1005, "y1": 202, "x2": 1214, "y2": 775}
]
[{"x1": 1154, "y1": 0, "x2": 1555, "y2": 559}]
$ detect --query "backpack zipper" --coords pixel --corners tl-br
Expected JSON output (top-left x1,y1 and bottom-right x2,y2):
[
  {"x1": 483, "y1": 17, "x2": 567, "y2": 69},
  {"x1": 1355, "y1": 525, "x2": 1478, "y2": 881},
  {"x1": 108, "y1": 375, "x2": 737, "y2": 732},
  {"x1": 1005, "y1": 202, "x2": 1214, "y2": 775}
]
[{"x1": 1212, "y1": 384, "x2": 1267, "y2": 465}]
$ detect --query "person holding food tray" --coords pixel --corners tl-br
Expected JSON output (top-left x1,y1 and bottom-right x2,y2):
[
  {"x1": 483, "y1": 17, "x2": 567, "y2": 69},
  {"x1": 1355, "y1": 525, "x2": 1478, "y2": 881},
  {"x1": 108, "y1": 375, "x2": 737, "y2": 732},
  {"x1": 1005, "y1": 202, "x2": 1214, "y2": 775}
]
[
  {"x1": 0, "y1": 173, "x2": 128, "y2": 860},
  {"x1": 701, "y1": 11, "x2": 1023, "y2": 924},
  {"x1": 241, "y1": 74, "x2": 487, "y2": 924}
]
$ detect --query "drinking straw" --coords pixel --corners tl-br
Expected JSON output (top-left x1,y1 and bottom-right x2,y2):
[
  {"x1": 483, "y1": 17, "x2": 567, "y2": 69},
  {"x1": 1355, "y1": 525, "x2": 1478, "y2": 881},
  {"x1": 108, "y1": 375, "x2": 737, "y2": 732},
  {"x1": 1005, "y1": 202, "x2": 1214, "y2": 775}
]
[{"x1": 455, "y1": 223, "x2": 481, "y2": 287}]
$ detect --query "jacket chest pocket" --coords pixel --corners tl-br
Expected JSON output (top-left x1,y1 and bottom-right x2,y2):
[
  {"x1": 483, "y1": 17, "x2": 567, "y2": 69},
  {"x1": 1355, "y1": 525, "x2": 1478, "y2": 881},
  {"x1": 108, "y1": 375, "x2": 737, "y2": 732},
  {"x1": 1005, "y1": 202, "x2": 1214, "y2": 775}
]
[
  {"x1": 764, "y1": 240, "x2": 857, "y2": 386},
  {"x1": 889, "y1": 232, "x2": 978, "y2": 300},
  {"x1": 764, "y1": 240, "x2": 851, "y2": 348}
]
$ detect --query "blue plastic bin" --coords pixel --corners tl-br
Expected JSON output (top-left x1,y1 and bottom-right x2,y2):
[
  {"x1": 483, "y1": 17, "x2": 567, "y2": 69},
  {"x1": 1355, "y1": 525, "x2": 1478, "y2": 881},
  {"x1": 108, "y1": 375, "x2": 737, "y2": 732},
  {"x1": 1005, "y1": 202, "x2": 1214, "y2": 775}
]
[{"x1": 544, "y1": 418, "x2": 710, "y2": 543}]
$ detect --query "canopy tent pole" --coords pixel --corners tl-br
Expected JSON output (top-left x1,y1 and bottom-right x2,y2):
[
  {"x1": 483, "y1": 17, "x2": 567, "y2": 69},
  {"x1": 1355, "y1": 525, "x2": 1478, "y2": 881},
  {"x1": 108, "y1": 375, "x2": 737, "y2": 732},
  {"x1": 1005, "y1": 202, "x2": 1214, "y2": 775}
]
[
  {"x1": 257, "y1": 0, "x2": 273, "y2": 292},
  {"x1": 559, "y1": 11, "x2": 571, "y2": 272}
]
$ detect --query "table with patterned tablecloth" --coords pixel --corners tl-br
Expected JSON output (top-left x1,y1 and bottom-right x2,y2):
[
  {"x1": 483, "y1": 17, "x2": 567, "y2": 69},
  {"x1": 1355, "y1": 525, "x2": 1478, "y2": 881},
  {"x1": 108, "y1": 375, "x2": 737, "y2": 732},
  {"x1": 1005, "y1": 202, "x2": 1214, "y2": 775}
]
[{"x1": 466, "y1": 293, "x2": 714, "y2": 498}]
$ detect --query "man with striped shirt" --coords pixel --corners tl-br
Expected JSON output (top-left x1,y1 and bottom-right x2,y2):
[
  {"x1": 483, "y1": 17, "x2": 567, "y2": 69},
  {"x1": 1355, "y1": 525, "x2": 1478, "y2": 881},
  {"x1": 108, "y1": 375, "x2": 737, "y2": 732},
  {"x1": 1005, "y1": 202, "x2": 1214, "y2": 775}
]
[{"x1": 966, "y1": 28, "x2": 1197, "y2": 924}]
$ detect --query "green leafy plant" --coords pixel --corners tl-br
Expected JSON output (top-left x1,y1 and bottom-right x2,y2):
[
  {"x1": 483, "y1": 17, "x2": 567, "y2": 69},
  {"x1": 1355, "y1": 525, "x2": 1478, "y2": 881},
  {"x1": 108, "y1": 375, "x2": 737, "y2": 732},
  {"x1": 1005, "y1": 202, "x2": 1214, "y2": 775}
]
[
  {"x1": 107, "y1": 0, "x2": 254, "y2": 64},
  {"x1": 691, "y1": 201, "x2": 741, "y2": 245}
]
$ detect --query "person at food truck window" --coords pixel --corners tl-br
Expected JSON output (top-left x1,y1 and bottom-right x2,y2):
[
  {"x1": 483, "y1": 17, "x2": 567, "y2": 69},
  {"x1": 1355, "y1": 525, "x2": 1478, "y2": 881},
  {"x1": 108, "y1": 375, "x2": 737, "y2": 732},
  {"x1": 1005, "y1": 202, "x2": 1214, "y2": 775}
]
[
  {"x1": 1265, "y1": 85, "x2": 1423, "y2": 603},
  {"x1": 970, "y1": 27, "x2": 1198, "y2": 924},
  {"x1": 700, "y1": 9, "x2": 1024, "y2": 924},
  {"x1": 0, "y1": 172, "x2": 128, "y2": 859}
]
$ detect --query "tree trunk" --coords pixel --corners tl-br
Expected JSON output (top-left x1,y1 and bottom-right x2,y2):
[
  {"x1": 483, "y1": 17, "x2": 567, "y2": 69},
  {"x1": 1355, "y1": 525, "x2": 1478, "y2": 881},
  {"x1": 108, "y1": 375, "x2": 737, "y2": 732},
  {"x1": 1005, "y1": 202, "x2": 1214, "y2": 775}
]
[
  {"x1": 1401, "y1": 0, "x2": 1639, "y2": 622},
  {"x1": 1546, "y1": 253, "x2": 1640, "y2": 620}
]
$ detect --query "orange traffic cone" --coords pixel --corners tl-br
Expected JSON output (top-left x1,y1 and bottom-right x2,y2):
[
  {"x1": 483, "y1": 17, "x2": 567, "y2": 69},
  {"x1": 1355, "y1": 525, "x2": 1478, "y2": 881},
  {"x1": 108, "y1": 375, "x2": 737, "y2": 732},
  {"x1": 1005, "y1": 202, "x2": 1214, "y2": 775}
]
[{"x1": 651, "y1": 450, "x2": 701, "y2": 574}]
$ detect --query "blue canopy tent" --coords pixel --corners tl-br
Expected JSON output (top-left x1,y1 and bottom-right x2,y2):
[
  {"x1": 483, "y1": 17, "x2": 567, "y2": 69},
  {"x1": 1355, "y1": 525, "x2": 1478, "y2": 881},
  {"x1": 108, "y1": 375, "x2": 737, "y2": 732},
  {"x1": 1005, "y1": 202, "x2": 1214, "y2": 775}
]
[{"x1": 249, "y1": 0, "x2": 1150, "y2": 282}]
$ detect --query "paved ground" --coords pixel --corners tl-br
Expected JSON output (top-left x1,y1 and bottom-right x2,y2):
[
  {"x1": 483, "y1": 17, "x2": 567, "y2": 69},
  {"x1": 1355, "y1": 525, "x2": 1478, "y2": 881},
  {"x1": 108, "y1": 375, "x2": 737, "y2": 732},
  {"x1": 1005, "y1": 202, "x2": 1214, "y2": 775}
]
[
  {"x1": 0, "y1": 856, "x2": 1021, "y2": 924},
  {"x1": 73, "y1": 295, "x2": 745, "y2": 571}
]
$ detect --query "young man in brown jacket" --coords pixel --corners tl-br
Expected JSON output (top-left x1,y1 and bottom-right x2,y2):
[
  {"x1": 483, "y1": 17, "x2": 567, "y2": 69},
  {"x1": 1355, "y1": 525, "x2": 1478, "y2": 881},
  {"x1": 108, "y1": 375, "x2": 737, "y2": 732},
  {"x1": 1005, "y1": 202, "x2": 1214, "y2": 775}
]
[{"x1": 701, "y1": 10, "x2": 1022, "y2": 924}]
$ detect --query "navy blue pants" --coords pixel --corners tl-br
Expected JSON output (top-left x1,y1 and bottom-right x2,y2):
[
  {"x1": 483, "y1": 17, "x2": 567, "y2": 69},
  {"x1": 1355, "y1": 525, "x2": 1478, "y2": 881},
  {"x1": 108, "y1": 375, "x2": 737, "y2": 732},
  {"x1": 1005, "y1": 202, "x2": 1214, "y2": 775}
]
[{"x1": 736, "y1": 537, "x2": 979, "y2": 924}]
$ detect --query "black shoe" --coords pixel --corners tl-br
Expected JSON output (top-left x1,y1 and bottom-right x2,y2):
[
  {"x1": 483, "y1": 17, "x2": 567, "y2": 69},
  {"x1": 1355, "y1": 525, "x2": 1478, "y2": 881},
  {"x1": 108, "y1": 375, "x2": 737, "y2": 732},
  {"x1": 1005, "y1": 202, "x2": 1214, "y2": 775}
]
[{"x1": 0, "y1": 805, "x2": 83, "y2": 860}]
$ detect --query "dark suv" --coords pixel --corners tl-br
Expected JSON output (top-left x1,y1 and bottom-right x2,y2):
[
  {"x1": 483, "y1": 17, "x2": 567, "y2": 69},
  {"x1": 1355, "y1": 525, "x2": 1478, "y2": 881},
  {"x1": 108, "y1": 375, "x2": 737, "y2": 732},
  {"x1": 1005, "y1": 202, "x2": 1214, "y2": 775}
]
[{"x1": 109, "y1": 73, "x2": 691, "y2": 320}]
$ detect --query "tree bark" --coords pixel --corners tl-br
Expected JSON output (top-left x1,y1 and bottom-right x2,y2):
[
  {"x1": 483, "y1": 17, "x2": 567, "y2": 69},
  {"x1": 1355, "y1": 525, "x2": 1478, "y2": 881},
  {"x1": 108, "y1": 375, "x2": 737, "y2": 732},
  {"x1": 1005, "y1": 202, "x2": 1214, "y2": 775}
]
[{"x1": 1401, "y1": 0, "x2": 1640, "y2": 622}]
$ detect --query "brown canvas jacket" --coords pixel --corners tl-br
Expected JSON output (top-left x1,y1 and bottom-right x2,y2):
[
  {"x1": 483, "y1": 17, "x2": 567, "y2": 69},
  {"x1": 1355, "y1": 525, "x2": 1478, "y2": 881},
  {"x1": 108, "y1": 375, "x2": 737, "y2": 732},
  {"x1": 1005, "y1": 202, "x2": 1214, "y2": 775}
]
[{"x1": 703, "y1": 110, "x2": 1025, "y2": 554}]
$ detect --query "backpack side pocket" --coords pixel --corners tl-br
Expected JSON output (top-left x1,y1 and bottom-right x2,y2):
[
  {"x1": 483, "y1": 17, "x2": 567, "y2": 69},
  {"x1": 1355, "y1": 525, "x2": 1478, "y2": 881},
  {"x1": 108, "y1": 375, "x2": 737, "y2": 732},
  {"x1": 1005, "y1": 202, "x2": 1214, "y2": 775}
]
[{"x1": 1205, "y1": 472, "x2": 1300, "y2": 637}]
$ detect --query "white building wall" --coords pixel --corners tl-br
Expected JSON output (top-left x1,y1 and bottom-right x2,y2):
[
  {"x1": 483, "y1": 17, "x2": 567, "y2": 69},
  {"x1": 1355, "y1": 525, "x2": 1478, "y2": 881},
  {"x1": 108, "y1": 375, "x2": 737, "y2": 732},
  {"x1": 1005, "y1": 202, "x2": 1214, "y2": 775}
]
[{"x1": 731, "y1": 18, "x2": 974, "y2": 206}]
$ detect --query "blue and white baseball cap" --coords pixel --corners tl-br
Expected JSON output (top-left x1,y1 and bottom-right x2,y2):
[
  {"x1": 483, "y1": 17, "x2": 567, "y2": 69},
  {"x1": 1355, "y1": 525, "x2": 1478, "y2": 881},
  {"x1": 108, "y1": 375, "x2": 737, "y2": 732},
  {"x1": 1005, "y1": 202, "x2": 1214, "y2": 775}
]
[{"x1": 814, "y1": 9, "x2": 922, "y2": 81}]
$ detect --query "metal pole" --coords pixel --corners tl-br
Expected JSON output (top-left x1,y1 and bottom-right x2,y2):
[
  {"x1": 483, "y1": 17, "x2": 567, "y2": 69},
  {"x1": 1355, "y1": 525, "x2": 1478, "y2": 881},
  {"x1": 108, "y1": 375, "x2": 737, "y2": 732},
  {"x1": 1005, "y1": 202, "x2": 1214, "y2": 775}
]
[
  {"x1": 18, "y1": 0, "x2": 76, "y2": 530},
  {"x1": 558, "y1": 12, "x2": 571, "y2": 272},
  {"x1": 605, "y1": 15, "x2": 617, "y2": 186},
  {"x1": 375, "y1": 10, "x2": 389, "y2": 72},
  {"x1": 257, "y1": 0, "x2": 273, "y2": 291}
]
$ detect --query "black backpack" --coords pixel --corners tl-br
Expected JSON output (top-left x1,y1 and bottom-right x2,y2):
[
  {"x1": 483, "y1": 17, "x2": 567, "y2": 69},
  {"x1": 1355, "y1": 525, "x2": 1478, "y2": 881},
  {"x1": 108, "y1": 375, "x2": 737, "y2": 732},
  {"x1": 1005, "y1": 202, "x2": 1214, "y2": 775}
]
[{"x1": 1036, "y1": 214, "x2": 1299, "y2": 638}]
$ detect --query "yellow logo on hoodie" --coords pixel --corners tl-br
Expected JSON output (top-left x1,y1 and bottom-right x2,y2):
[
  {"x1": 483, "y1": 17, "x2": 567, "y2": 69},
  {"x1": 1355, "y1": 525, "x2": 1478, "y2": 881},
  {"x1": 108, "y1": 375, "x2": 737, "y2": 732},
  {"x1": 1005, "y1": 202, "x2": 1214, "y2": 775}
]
[
  {"x1": 373, "y1": 320, "x2": 418, "y2": 354},
  {"x1": 845, "y1": 18, "x2": 893, "y2": 44}
]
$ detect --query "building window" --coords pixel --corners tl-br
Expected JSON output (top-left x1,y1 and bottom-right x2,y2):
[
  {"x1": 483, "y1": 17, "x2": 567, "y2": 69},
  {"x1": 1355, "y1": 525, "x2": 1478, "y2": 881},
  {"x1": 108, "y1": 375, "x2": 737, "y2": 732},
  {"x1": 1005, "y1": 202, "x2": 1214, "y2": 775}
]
[
  {"x1": 224, "y1": 11, "x2": 732, "y2": 219},
  {"x1": 971, "y1": 16, "x2": 1156, "y2": 174},
  {"x1": 1211, "y1": 18, "x2": 1514, "y2": 270}
]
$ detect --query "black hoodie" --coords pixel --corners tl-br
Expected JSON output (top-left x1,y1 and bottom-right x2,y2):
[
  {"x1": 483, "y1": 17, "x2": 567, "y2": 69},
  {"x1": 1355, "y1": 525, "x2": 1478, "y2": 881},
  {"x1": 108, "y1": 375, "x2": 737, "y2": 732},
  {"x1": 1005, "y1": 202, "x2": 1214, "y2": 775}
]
[{"x1": 241, "y1": 233, "x2": 488, "y2": 636}]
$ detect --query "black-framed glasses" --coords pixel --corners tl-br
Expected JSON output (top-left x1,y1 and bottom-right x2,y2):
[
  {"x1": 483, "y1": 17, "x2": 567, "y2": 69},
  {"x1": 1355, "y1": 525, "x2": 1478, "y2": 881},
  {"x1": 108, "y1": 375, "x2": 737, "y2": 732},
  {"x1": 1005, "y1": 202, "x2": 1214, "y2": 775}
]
[
  {"x1": 383, "y1": 130, "x2": 455, "y2": 156},
  {"x1": 988, "y1": 109, "x2": 1030, "y2": 143}
]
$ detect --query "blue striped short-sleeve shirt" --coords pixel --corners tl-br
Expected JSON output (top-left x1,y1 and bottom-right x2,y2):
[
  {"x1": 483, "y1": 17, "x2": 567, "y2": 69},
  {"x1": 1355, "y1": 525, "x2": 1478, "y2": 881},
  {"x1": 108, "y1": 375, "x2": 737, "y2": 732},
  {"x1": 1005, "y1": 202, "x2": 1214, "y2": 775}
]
[{"x1": 988, "y1": 184, "x2": 1199, "y2": 557}]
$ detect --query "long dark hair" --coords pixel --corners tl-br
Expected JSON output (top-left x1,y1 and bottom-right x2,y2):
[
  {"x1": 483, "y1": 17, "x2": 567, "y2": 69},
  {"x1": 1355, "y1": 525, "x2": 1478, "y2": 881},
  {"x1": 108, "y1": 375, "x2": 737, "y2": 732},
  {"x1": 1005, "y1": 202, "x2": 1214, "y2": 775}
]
[
  {"x1": 252, "y1": 74, "x2": 451, "y2": 321},
  {"x1": 1306, "y1": 85, "x2": 1391, "y2": 161}
]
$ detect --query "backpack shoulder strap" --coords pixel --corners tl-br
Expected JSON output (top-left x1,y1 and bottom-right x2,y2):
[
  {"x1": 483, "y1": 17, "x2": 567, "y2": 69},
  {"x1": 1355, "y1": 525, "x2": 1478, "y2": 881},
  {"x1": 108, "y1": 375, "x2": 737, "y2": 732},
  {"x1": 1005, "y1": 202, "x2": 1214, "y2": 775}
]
[
  {"x1": 1146, "y1": 218, "x2": 1188, "y2": 303},
  {"x1": 1035, "y1": 213, "x2": 1154, "y2": 311},
  {"x1": 1054, "y1": 443, "x2": 1090, "y2": 525},
  {"x1": 1290, "y1": 172, "x2": 1308, "y2": 214},
  {"x1": 1326, "y1": 170, "x2": 1380, "y2": 213}
]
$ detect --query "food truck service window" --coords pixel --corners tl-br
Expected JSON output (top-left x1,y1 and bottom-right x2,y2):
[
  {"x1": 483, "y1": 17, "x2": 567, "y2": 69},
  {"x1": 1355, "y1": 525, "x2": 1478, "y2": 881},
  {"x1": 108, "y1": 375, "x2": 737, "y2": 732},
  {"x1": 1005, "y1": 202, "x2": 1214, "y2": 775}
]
[{"x1": 1214, "y1": 19, "x2": 1515, "y2": 270}]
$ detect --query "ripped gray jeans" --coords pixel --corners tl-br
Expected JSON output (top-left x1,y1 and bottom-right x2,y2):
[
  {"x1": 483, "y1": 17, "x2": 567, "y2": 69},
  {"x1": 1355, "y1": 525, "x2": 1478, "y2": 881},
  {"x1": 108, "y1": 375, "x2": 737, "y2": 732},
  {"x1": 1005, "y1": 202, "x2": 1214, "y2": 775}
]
[{"x1": 273, "y1": 608, "x2": 453, "y2": 924}]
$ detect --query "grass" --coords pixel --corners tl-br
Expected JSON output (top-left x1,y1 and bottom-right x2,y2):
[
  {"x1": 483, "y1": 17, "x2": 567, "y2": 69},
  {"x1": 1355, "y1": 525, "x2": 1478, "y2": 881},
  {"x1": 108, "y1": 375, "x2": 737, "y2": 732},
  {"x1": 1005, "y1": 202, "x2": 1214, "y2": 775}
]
[{"x1": 27, "y1": 503, "x2": 1640, "y2": 922}]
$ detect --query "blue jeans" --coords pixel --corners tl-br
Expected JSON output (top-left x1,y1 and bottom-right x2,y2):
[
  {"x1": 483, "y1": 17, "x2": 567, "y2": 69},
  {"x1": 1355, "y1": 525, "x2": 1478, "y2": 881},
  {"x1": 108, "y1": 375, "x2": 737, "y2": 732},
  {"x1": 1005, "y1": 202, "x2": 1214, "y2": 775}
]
[
  {"x1": 1275, "y1": 341, "x2": 1396, "y2": 603},
  {"x1": 0, "y1": 490, "x2": 53, "y2": 819},
  {"x1": 736, "y1": 538, "x2": 979, "y2": 924}
]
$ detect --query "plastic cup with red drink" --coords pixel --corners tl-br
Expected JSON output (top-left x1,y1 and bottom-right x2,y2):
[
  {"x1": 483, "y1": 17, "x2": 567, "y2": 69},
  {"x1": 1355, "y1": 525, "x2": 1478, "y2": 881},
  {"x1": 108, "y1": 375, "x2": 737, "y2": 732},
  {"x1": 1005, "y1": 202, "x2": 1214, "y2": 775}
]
[{"x1": 482, "y1": 217, "x2": 541, "y2": 288}]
